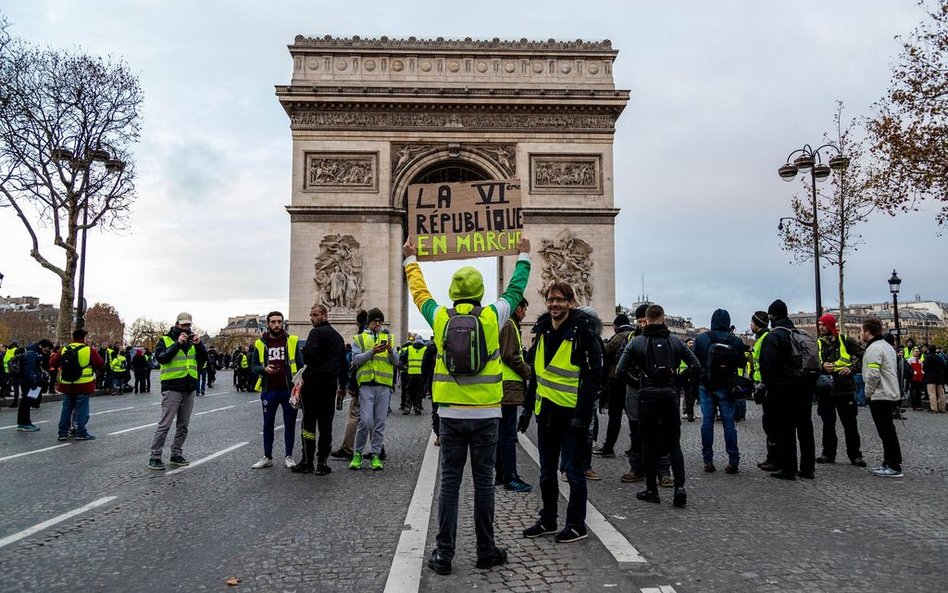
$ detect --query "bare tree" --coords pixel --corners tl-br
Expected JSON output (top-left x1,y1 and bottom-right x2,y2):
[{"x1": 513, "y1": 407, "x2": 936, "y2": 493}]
[
  {"x1": 126, "y1": 317, "x2": 168, "y2": 350},
  {"x1": 867, "y1": 0, "x2": 948, "y2": 227},
  {"x1": 0, "y1": 17, "x2": 143, "y2": 343},
  {"x1": 779, "y1": 103, "x2": 880, "y2": 333}
]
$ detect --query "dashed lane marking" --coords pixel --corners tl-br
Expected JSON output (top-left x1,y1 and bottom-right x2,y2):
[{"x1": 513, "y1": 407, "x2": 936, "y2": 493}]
[
  {"x1": 90, "y1": 406, "x2": 135, "y2": 416},
  {"x1": 165, "y1": 441, "x2": 249, "y2": 475},
  {"x1": 194, "y1": 405, "x2": 235, "y2": 416},
  {"x1": 0, "y1": 443, "x2": 71, "y2": 462},
  {"x1": 518, "y1": 433, "x2": 648, "y2": 564},
  {"x1": 383, "y1": 432, "x2": 439, "y2": 593},
  {"x1": 641, "y1": 586, "x2": 678, "y2": 593},
  {"x1": 108, "y1": 422, "x2": 158, "y2": 436},
  {"x1": 0, "y1": 496, "x2": 117, "y2": 549},
  {"x1": 0, "y1": 420, "x2": 49, "y2": 430}
]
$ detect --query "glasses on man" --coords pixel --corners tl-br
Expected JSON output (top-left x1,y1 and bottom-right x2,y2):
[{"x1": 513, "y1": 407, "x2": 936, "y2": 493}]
[{"x1": 545, "y1": 297, "x2": 568, "y2": 304}]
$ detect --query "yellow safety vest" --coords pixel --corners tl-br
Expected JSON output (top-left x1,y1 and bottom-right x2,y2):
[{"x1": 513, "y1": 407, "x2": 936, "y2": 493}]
[
  {"x1": 431, "y1": 304, "x2": 502, "y2": 407},
  {"x1": 59, "y1": 343, "x2": 95, "y2": 385},
  {"x1": 354, "y1": 331, "x2": 395, "y2": 388},
  {"x1": 500, "y1": 320, "x2": 526, "y2": 382},
  {"x1": 110, "y1": 354, "x2": 127, "y2": 374},
  {"x1": 406, "y1": 345, "x2": 425, "y2": 376},
  {"x1": 752, "y1": 331, "x2": 769, "y2": 382},
  {"x1": 253, "y1": 334, "x2": 299, "y2": 392},
  {"x1": 3, "y1": 347, "x2": 17, "y2": 373},
  {"x1": 818, "y1": 335, "x2": 852, "y2": 371},
  {"x1": 158, "y1": 336, "x2": 199, "y2": 382},
  {"x1": 534, "y1": 333, "x2": 580, "y2": 414}
]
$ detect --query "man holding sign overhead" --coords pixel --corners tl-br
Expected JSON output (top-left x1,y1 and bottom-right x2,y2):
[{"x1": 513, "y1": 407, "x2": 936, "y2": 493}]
[{"x1": 403, "y1": 219, "x2": 530, "y2": 576}]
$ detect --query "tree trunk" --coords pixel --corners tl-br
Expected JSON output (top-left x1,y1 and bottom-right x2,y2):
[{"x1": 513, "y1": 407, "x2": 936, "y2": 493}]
[{"x1": 837, "y1": 264, "x2": 846, "y2": 336}]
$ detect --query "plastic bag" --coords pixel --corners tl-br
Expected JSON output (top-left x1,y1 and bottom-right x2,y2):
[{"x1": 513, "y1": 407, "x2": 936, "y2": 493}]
[{"x1": 289, "y1": 366, "x2": 305, "y2": 409}]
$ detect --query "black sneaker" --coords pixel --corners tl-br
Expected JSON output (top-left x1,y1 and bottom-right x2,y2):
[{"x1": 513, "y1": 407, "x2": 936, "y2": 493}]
[
  {"x1": 636, "y1": 489, "x2": 661, "y2": 504},
  {"x1": 315, "y1": 461, "x2": 332, "y2": 475},
  {"x1": 169, "y1": 455, "x2": 189, "y2": 466},
  {"x1": 673, "y1": 487, "x2": 688, "y2": 508},
  {"x1": 592, "y1": 447, "x2": 616, "y2": 458},
  {"x1": 148, "y1": 459, "x2": 166, "y2": 471},
  {"x1": 291, "y1": 463, "x2": 314, "y2": 474},
  {"x1": 554, "y1": 525, "x2": 588, "y2": 543},
  {"x1": 427, "y1": 550, "x2": 452, "y2": 575},
  {"x1": 523, "y1": 521, "x2": 557, "y2": 538},
  {"x1": 329, "y1": 448, "x2": 352, "y2": 460},
  {"x1": 816, "y1": 455, "x2": 835, "y2": 464},
  {"x1": 475, "y1": 546, "x2": 507, "y2": 569}
]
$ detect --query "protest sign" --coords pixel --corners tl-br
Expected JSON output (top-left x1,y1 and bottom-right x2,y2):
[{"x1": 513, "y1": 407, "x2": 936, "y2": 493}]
[{"x1": 407, "y1": 179, "x2": 522, "y2": 261}]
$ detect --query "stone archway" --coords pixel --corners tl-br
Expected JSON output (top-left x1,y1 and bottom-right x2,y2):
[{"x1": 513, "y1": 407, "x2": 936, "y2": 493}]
[{"x1": 277, "y1": 36, "x2": 629, "y2": 341}]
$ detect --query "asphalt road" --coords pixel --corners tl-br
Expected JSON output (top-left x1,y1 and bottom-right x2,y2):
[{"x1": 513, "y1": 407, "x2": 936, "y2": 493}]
[{"x1": 1, "y1": 371, "x2": 946, "y2": 593}]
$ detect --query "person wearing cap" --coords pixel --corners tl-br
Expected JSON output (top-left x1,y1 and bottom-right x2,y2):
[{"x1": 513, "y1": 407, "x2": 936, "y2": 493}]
[
  {"x1": 815, "y1": 313, "x2": 866, "y2": 467},
  {"x1": 403, "y1": 235, "x2": 530, "y2": 575},
  {"x1": 749, "y1": 311, "x2": 778, "y2": 471},
  {"x1": 759, "y1": 299, "x2": 816, "y2": 480},
  {"x1": 147, "y1": 312, "x2": 207, "y2": 471},
  {"x1": 594, "y1": 313, "x2": 634, "y2": 458},
  {"x1": 348, "y1": 307, "x2": 398, "y2": 471}
]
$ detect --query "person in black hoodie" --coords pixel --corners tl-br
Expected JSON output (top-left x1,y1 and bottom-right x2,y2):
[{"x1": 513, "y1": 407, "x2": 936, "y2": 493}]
[
  {"x1": 693, "y1": 309, "x2": 747, "y2": 474},
  {"x1": 594, "y1": 313, "x2": 634, "y2": 458},
  {"x1": 758, "y1": 299, "x2": 816, "y2": 480},
  {"x1": 623, "y1": 305, "x2": 700, "y2": 507},
  {"x1": 519, "y1": 282, "x2": 603, "y2": 543}
]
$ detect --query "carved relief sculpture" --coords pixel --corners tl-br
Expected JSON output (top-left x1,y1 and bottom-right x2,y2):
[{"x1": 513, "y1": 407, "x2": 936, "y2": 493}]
[
  {"x1": 391, "y1": 143, "x2": 517, "y2": 179},
  {"x1": 313, "y1": 234, "x2": 365, "y2": 311},
  {"x1": 304, "y1": 152, "x2": 378, "y2": 192},
  {"x1": 530, "y1": 154, "x2": 603, "y2": 194},
  {"x1": 537, "y1": 229, "x2": 594, "y2": 306}
]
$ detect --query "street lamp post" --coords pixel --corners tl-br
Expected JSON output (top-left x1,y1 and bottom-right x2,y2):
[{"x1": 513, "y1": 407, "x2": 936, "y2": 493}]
[
  {"x1": 53, "y1": 146, "x2": 125, "y2": 331},
  {"x1": 889, "y1": 269, "x2": 903, "y2": 405},
  {"x1": 777, "y1": 143, "x2": 849, "y2": 332}
]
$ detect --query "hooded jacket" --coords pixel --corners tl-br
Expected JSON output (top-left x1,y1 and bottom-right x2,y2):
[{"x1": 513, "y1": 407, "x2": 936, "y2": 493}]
[
  {"x1": 693, "y1": 309, "x2": 746, "y2": 387},
  {"x1": 604, "y1": 323, "x2": 634, "y2": 380},
  {"x1": 623, "y1": 324, "x2": 700, "y2": 396},
  {"x1": 759, "y1": 316, "x2": 807, "y2": 390},
  {"x1": 524, "y1": 307, "x2": 603, "y2": 426}
]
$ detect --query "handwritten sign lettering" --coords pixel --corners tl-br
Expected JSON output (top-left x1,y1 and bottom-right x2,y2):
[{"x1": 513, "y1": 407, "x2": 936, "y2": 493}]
[{"x1": 408, "y1": 179, "x2": 523, "y2": 261}]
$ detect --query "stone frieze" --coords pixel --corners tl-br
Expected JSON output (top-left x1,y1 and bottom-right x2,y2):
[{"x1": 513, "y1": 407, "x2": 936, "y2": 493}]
[{"x1": 303, "y1": 152, "x2": 378, "y2": 192}]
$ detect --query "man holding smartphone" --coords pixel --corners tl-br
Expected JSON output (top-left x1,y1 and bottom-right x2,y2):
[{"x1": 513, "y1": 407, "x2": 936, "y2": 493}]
[
  {"x1": 148, "y1": 312, "x2": 207, "y2": 471},
  {"x1": 250, "y1": 311, "x2": 302, "y2": 470},
  {"x1": 349, "y1": 308, "x2": 398, "y2": 471}
]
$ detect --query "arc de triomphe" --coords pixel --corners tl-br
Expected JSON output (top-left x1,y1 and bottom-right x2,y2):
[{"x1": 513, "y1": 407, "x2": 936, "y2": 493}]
[{"x1": 276, "y1": 36, "x2": 629, "y2": 340}]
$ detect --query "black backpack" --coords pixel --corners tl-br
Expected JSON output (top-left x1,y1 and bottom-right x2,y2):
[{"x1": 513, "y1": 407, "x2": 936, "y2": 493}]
[
  {"x1": 8, "y1": 351, "x2": 25, "y2": 376},
  {"x1": 59, "y1": 346, "x2": 83, "y2": 382},
  {"x1": 643, "y1": 336, "x2": 675, "y2": 383},
  {"x1": 706, "y1": 334, "x2": 740, "y2": 384},
  {"x1": 441, "y1": 307, "x2": 490, "y2": 376}
]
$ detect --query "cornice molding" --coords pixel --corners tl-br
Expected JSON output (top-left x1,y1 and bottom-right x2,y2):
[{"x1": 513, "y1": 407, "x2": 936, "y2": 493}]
[{"x1": 292, "y1": 35, "x2": 615, "y2": 53}]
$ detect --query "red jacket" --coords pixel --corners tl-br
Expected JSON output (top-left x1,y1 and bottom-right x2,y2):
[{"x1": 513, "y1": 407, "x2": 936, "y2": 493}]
[{"x1": 49, "y1": 342, "x2": 105, "y2": 395}]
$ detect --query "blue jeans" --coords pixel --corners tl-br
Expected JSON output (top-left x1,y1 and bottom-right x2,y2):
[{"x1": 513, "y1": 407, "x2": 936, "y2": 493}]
[
  {"x1": 436, "y1": 417, "x2": 499, "y2": 560},
  {"x1": 495, "y1": 405, "x2": 519, "y2": 481},
  {"x1": 59, "y1": 394, "x2": 90, "y2": 437},
  {"x1": 699, "y1": 384, "x2": 739, "y2": 466},
  {"x1": 261, "y1": 390, "x2": 297, "y2": 458},
  {"x1": 198, "y1": 369, "x2": 208, "y2": 394}
]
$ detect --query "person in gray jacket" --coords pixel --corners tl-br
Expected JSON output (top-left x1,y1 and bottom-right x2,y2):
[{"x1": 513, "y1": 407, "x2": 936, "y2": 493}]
[{"x1": 861, "y1": 317, "x2": 903, "y2": 478}]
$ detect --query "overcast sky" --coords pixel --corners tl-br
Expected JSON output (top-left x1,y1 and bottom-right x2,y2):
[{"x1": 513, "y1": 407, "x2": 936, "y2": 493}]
[{"x1": 0, "y1": 0, "x2": 942, "y2": 338}]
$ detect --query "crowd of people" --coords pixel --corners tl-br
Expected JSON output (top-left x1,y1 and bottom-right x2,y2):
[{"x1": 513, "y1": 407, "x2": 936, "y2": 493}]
[{"x1": 4, "y1": 239, "x2": 948, "y2": 576}]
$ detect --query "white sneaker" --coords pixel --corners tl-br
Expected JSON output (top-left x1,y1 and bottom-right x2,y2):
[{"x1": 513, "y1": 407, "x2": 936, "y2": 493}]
[
  {"x1": 872, "y1": 465, "x2": 903, "y2": 478},
  {"x1": 251, "y1": 456, "x2": 273, "y2": 469},
  {"x1": 284, "y1": 455, "x2": 296, "y2": 469}
]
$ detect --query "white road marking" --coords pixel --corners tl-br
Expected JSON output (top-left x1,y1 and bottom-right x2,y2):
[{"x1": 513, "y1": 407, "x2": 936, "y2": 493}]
[
  {"x1": 0, "y1": 496, "x2": 117, "y2": 549},
  {"x1": 108, "y1": 422, "x2": 158, "y2": 435},
  {"x1": 518, "y1": 433, "x2": 648, "y2": 564},
  {"x1": 90, "y1": 406, "x2": 135, "y2": 416},
  {"x1": 0, "y1": 443, "x2": 71, "y2": 462},
  {"x1": 383, "y1": 432, "x2": 440, "y2": 593},
  {"x1": 641, "y1": 586, "x2": 678, "y2": 593},
  {"x1": 166, "y1": 442, "x2": 249, "y2": 475},
  {"x1": 194, "y1": 405, "x2": 234, "y2": 416},
  {"x1": 0, "y1": 420, "x2": 49, "y2": 430}
]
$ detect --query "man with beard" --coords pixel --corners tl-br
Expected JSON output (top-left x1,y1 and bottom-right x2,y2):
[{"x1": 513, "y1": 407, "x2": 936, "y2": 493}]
[{"x1": 250, "y1": 311, "x2": 303, "y2": 470}]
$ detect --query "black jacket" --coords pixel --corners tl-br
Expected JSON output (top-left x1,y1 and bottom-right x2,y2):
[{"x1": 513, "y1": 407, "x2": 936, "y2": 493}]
[
  {"x1": 154, "y1": 327, "x2": 208, "y2": 392},
  {"x1": 524, "y1": 308, "x2": 603, "y2": 426},
  {"x1": 624, "y1": 324, "x2": 700, "y2": 396},
  {"x1": 759, "y1": 316, "x2": 805, "y2": 390},
  {"x1": 301, "y1": 321, "x2": 348, "y2": 389},
  {"x1": 923, "y1": 352, "x2": 945, "y2": 385},
  {"x1": 693, "y1": 309, "x2": 747, "y2": 387},
  {"x1": 818, "y1": 333, "x2": 863, "y2": 395}
]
